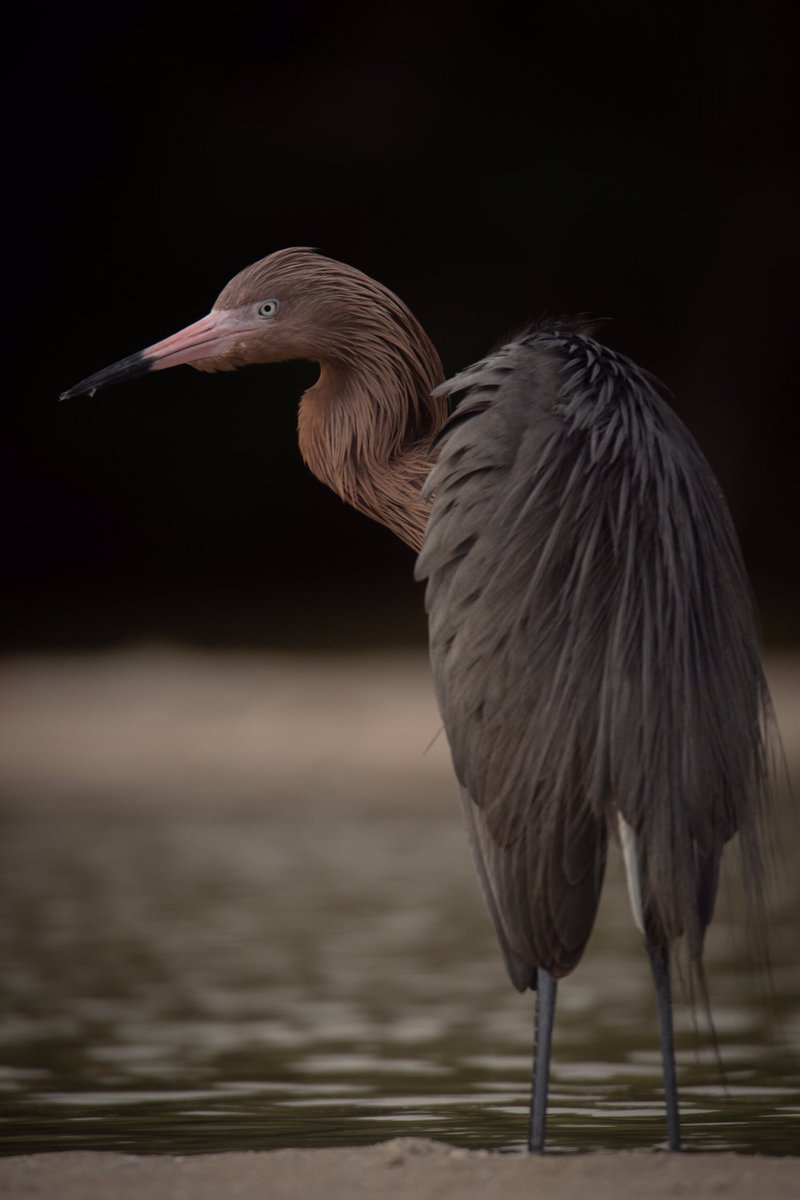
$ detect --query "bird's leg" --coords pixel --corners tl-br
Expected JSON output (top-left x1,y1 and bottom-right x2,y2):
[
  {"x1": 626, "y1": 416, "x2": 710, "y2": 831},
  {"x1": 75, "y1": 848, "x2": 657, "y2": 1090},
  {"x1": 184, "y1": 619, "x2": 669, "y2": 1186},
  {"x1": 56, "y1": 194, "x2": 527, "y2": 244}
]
[
  {"x1": 528, "y1": 968, "x2": 558, "y2": 1153},
  {"x1": 645, "y1": 939, "x2": 681, "y2": 1151}
]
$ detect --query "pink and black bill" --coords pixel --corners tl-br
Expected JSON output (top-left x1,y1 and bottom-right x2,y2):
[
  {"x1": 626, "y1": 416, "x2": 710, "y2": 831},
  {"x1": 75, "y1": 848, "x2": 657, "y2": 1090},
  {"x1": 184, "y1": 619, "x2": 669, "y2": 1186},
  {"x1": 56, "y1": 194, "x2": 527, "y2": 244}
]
[{"x1": 59, "y1": 310, "x2": 244, "y2": 400}]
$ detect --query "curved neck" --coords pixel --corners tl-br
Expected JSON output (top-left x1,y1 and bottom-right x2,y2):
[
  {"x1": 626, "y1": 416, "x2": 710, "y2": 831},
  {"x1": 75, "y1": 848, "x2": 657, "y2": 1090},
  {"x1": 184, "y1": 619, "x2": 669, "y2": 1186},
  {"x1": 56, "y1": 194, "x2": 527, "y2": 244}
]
[{"x1": 297, "y1": 340, "x2": 447, "y2": 552}]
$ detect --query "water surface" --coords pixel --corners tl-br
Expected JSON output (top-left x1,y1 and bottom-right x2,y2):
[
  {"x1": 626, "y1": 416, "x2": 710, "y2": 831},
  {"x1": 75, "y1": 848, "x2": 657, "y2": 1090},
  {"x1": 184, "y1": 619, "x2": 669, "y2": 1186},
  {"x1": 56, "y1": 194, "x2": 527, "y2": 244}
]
[
  {"x1": 0, "y1": 650, "x2": 797, "y2": 1156},
  {"x1": 1, "y1": 807, "x2": 797, "y2": 1156}
]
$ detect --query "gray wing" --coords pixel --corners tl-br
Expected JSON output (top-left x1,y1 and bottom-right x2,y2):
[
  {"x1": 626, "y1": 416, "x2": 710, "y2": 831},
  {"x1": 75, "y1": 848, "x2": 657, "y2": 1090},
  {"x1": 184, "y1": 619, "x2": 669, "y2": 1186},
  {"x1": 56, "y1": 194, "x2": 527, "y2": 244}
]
[{"x1": 415, "y1": 329, "x2": 772, "y2": 988}]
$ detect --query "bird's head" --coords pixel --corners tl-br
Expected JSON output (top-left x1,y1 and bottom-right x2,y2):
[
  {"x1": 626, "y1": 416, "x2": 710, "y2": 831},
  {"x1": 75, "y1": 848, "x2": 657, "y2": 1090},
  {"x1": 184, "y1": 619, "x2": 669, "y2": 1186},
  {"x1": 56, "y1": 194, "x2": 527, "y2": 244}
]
[{"x1": 60, "y1": 247, "x2": 375, "y2": 400}]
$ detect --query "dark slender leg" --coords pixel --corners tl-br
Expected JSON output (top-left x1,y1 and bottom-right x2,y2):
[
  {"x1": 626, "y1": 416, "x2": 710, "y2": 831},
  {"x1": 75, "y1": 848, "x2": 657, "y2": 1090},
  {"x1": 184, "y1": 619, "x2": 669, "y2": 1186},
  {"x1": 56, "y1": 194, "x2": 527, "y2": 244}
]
[
  {"x1": 645, "y1": 939, "x2": 681, "y2": 1151},
  {"x1": 528, "y1": 968, "x2": 558, "y2": 1153}
]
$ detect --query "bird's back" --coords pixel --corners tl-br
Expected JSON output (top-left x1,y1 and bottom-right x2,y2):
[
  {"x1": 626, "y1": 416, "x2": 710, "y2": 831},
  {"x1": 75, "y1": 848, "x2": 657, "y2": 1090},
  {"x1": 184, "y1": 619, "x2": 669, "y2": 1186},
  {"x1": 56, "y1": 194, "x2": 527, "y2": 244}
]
[{"x1": 415, "y1": 328, "x2": 771, "y2": 989}]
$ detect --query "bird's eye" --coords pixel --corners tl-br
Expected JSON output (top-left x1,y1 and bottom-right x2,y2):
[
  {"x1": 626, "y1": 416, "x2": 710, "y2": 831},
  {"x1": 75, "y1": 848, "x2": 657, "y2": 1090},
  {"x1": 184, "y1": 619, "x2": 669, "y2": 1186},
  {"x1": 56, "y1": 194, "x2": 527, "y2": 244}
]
[{"x1": 257, "y1": 300, "x2": 279, "y2": 318}]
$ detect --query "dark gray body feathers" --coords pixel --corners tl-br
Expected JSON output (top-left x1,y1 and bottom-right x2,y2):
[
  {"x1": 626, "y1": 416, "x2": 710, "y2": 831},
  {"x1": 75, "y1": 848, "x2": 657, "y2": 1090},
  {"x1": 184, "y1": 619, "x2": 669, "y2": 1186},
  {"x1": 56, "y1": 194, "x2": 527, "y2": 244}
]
[{"x1": 415, "y1": 330, "x2": 771, "y2": 991}]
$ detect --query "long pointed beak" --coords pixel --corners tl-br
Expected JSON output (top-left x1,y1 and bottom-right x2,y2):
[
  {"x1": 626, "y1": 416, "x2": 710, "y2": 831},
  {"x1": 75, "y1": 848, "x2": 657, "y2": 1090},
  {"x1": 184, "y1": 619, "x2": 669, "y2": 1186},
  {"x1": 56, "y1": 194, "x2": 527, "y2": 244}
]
[{"x1": 60, "y1": 309, "x2": 244, "y2": 400}]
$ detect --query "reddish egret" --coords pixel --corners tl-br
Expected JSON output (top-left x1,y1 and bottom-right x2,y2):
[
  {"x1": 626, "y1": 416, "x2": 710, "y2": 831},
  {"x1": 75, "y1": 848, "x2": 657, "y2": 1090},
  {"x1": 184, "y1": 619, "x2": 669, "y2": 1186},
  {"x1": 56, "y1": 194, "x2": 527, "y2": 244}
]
[{"x1": 62, "y1": 248, "x2": 772, "y2": 1152}]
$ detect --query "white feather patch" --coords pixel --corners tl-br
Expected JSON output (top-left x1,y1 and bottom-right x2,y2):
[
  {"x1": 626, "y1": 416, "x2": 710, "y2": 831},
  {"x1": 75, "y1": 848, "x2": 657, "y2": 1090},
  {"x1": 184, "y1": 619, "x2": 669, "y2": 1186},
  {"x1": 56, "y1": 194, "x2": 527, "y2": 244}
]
[{"x1": 617, "y1": 810, "x2": 645, "y2": 935}]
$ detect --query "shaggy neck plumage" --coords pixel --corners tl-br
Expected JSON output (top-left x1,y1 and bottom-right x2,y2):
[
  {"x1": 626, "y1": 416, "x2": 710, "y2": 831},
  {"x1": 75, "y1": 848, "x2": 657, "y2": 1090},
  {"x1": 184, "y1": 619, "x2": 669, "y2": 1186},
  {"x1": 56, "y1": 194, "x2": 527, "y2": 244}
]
[{"x1": 297, "y1": 328, "x2": 447, "y2": 552}]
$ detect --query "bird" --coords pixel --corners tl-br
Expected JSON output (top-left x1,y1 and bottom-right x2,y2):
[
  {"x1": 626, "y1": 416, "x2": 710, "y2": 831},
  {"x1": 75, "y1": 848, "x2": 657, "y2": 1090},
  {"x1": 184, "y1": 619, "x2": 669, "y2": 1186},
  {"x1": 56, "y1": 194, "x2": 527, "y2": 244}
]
[{"x1": 61, "y1": 247, "x2": 773, "y2": 1153}]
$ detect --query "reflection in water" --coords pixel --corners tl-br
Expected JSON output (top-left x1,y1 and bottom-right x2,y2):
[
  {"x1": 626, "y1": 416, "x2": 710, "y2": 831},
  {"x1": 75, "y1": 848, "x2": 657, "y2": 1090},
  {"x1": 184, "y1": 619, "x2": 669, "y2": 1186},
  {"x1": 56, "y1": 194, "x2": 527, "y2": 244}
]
[{"x1": 0, "y1": 805, "x2": 798, "y2": 1155}]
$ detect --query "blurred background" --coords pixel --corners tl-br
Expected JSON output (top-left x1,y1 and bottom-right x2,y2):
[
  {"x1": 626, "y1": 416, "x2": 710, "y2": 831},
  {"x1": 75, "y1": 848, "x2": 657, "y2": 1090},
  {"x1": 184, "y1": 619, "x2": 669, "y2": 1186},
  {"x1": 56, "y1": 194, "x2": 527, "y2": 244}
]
[
  {"x1": 1, "y1": 0, "x2": 798, "y2": 1158},
  {"x1": 4, "y1": 0, "x2": 798, "y2": 649}
]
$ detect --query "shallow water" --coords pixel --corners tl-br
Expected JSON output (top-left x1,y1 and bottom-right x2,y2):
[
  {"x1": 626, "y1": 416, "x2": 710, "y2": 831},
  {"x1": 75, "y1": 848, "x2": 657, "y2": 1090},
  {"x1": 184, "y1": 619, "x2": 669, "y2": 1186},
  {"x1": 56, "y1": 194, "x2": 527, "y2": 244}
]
[{"x1": 0, "y1": 805, "x2": 798, "y2": 1156}]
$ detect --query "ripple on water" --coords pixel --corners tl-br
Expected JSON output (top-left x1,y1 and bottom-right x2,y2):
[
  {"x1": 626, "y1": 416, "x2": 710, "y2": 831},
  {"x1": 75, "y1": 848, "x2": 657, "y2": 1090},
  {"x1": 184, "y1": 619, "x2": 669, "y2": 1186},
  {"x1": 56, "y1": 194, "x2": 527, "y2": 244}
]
[{"x1": 0, "y1": 807, "x2": 798, "y2": 1155}]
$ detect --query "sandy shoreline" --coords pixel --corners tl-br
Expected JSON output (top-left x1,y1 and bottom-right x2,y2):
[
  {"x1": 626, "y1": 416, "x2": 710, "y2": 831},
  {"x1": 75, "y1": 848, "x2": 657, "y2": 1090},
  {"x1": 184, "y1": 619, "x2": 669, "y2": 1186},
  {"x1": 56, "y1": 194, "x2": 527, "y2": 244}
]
[
  {"x1": 1, "y1": 1139, "x2": 798, "y2": 1200},
  {"x1": 1, "y1": 648, "x2": 797, "y2": 813}
]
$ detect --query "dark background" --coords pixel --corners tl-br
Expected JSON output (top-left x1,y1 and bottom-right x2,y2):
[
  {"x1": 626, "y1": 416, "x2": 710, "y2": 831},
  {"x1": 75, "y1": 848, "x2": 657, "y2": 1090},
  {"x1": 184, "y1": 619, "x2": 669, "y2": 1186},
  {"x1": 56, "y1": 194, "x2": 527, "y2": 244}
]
[{"x1": 5, "y1": 2, "x2": 798, "y2": 651}]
